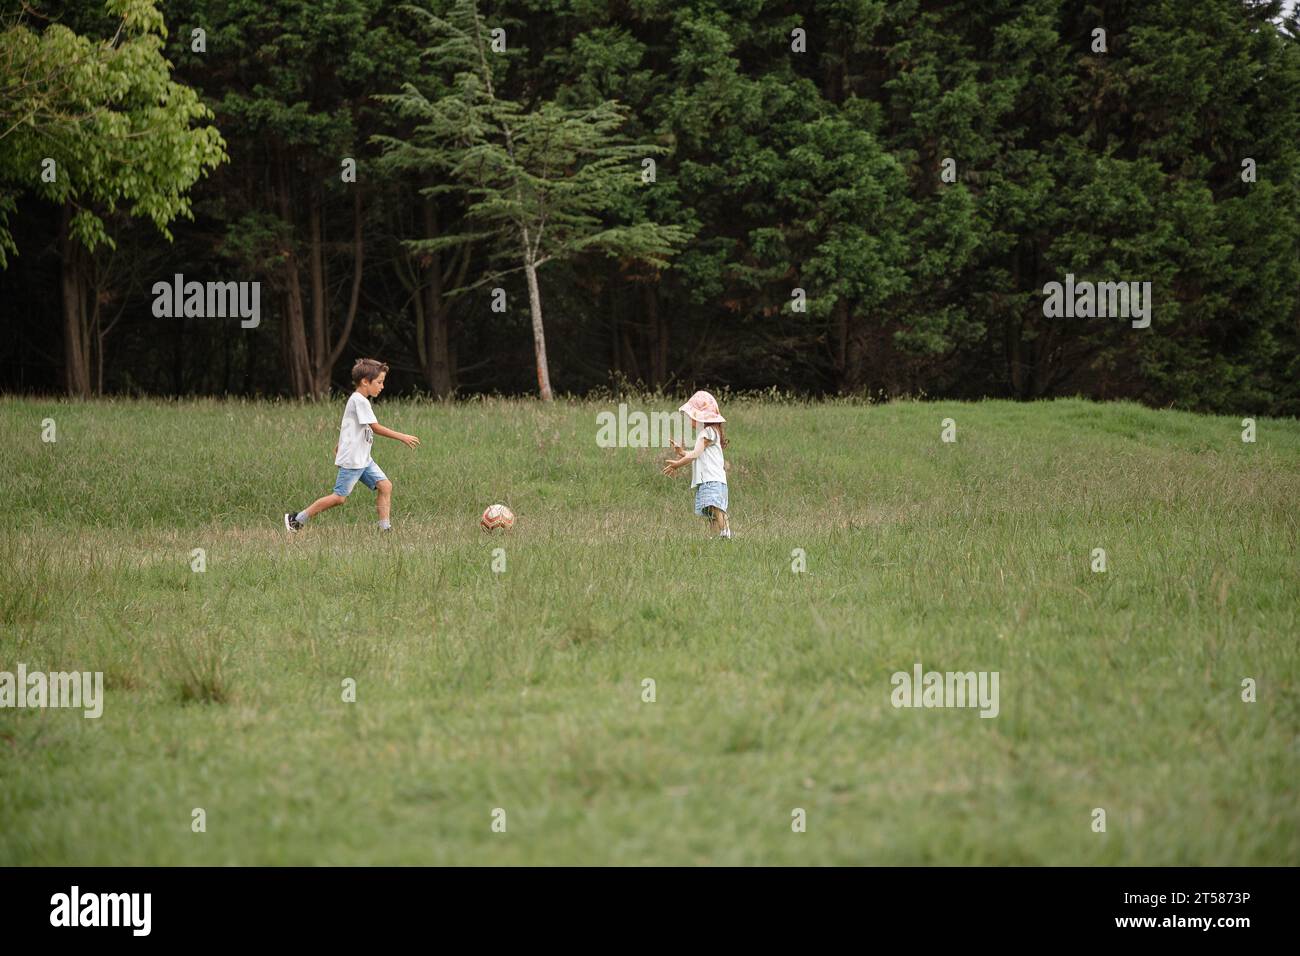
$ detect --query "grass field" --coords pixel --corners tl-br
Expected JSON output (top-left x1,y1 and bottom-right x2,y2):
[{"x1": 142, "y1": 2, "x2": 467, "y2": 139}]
[{"x1": 1, "y1": 395, "x2": 1297, "y2": 865}]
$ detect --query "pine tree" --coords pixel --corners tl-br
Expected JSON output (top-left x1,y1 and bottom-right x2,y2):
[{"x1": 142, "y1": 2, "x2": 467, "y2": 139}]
[{"x1": 374, "y1": 0, "x2": 689, "y2": 399}]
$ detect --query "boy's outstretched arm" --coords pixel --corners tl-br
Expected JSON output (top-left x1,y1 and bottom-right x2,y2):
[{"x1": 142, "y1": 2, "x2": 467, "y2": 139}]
[{"x1": 371, "y1": 423, "x2": 421, "y2": 448}]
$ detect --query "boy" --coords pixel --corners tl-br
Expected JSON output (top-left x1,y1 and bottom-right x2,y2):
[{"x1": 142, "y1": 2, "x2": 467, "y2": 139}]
[{"x1": 284, "y1": 358, "x2": 419, "y2": 533}]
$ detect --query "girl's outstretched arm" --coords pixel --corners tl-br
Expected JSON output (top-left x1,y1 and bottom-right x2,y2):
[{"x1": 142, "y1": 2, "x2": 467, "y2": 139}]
[{"x1": 662, "y1": 433, "x2": 711, "y2": 475}]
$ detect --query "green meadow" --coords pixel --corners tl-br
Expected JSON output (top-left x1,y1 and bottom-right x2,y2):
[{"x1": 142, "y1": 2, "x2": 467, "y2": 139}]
[{"x1": 1, "y1": 396, "x2": 1297, "y2": 865}]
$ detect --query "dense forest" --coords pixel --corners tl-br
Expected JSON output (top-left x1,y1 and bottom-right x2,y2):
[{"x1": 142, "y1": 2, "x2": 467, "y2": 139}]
[{"x1": 2, "y1": 0, "x2": 1299, "y2": 413}]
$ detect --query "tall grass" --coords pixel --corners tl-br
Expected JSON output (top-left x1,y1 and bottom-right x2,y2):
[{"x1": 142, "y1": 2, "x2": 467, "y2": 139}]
[{"x1": 0, "y1": 396, "x2": 1296, "y2": 864}]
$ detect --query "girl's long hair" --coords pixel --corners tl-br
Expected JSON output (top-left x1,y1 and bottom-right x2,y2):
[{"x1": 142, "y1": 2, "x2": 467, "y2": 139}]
[{"x1": 700, "y1": 419, "x2": 728, "y2": 449}]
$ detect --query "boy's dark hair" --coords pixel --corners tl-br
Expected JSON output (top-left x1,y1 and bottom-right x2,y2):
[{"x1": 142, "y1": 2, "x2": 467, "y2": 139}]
[{"x1": 352, "y1": 358, "x2": 388, "y2": 385}]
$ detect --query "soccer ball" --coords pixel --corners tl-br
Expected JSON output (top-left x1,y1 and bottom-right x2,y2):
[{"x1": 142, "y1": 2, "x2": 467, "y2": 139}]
[{"x1": 480, "y1": 504, "x2": 515, "y2": 531}]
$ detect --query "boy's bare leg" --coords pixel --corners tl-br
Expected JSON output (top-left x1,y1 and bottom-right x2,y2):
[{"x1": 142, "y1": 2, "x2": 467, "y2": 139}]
[
  {"x1": 303, "y1": 493, "x2": 346, "y2": 518},
  {"x1": 376, "y1": 479, "x2": 392, "y2": 523}
]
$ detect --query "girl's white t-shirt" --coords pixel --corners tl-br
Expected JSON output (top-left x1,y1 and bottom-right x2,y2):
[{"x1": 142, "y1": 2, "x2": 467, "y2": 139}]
[{"x1": 691, "y1": 425, "x2": 727, "y2": 487}]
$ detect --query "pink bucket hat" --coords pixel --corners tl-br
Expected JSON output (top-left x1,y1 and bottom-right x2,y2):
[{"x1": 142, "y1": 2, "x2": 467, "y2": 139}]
[{"x1": 679, "y1": 390, "x2": 726, "y2": 424}]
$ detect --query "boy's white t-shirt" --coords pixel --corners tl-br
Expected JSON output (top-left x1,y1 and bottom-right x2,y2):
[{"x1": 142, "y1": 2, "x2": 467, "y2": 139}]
[
  {"x1": 691, "y1": 425, "x2": 727, "y2": 487},
  {"x1": 336, "y1": 391, "x2": 378, "y2": 468}
]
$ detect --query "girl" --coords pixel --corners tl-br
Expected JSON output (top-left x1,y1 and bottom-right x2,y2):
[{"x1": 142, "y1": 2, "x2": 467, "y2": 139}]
[{"x1": 662, "y1": 390, "x2": 731, "y2": 538}]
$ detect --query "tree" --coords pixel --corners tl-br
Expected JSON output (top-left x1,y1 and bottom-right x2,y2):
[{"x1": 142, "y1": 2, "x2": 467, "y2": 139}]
[
  {"x1": 2, "y1": 0, "x2": 1299, "y2": 411},
  {"x1": 170, "y1": 0, "x2": 415, "y2": 398},
  {"x1": 375, "y1": 0, "x2": 690, "y2": 399},
  {"x1": 0, "y1": 0, "x2": 226, "y2": 396}
]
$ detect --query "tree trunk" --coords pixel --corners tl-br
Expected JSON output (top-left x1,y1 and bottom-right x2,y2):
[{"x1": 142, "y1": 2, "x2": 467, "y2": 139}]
[
  {"x1": 421, "y1": 196, "x2": 453, "y2": 397},
  {"x1": 283, "y1": 260, "x2": 311, "y2": 397},
  {"x1": 1006, "y1": 246, "x2": 1027, "y2": 398},
  {"x1": 610, "y1": 285, "x2": 620, "y2": 375},
  {"x1": 1032, "y1": 318, "x2": 1058, "y2": 397},
  {"x1": 1005, "y1": 316, "x2": 1024, "y2": 397},
  {"x1": 172, "y1": 310, "x2": 185, "y2": 396},
  {"x1": 324, "y1": 187, "x2": 365, "y2": 386},
  {"x1": 222, "y1": 321, "x2": 232, "y2": 394},
  {"x1": 832, "y1": 297, "x2": 848, "y2": 390},
  {"x1": 621, "y1": 302, "x2": 641, "y2": 383},
  {"x1": 522, "y1": 246, "x2": 553, "y2": 400},
  {"x1": 833, "y1": 298, "x2": 866, "y2": 393},
  {"x1": 425, "y1": 302, "x2": 452, "y2": 396},
  {"x1": 91, "y1": 274, "x2": 103, "y2": 396},
  {"x1": 277, "y1": 161, "x2": 312, "y2": 397},
  {"x1": 59, "y1": 204, "x2": 91, "y2": 398},
  {"x1": 648, "y1": 283, "x2": 668, "y2": 387},
  {"x1": 308, "y1": 194, "x2": 329, "y2": 396}
]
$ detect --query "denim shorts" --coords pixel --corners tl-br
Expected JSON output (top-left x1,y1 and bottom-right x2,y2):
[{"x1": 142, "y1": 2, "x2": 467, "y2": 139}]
[
  {"x1": 694, "y1": 480, "x2": 729, "y2": 517},
  {"x1": 334, "y1": 461, "x2": 387, "y2": 497}
]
